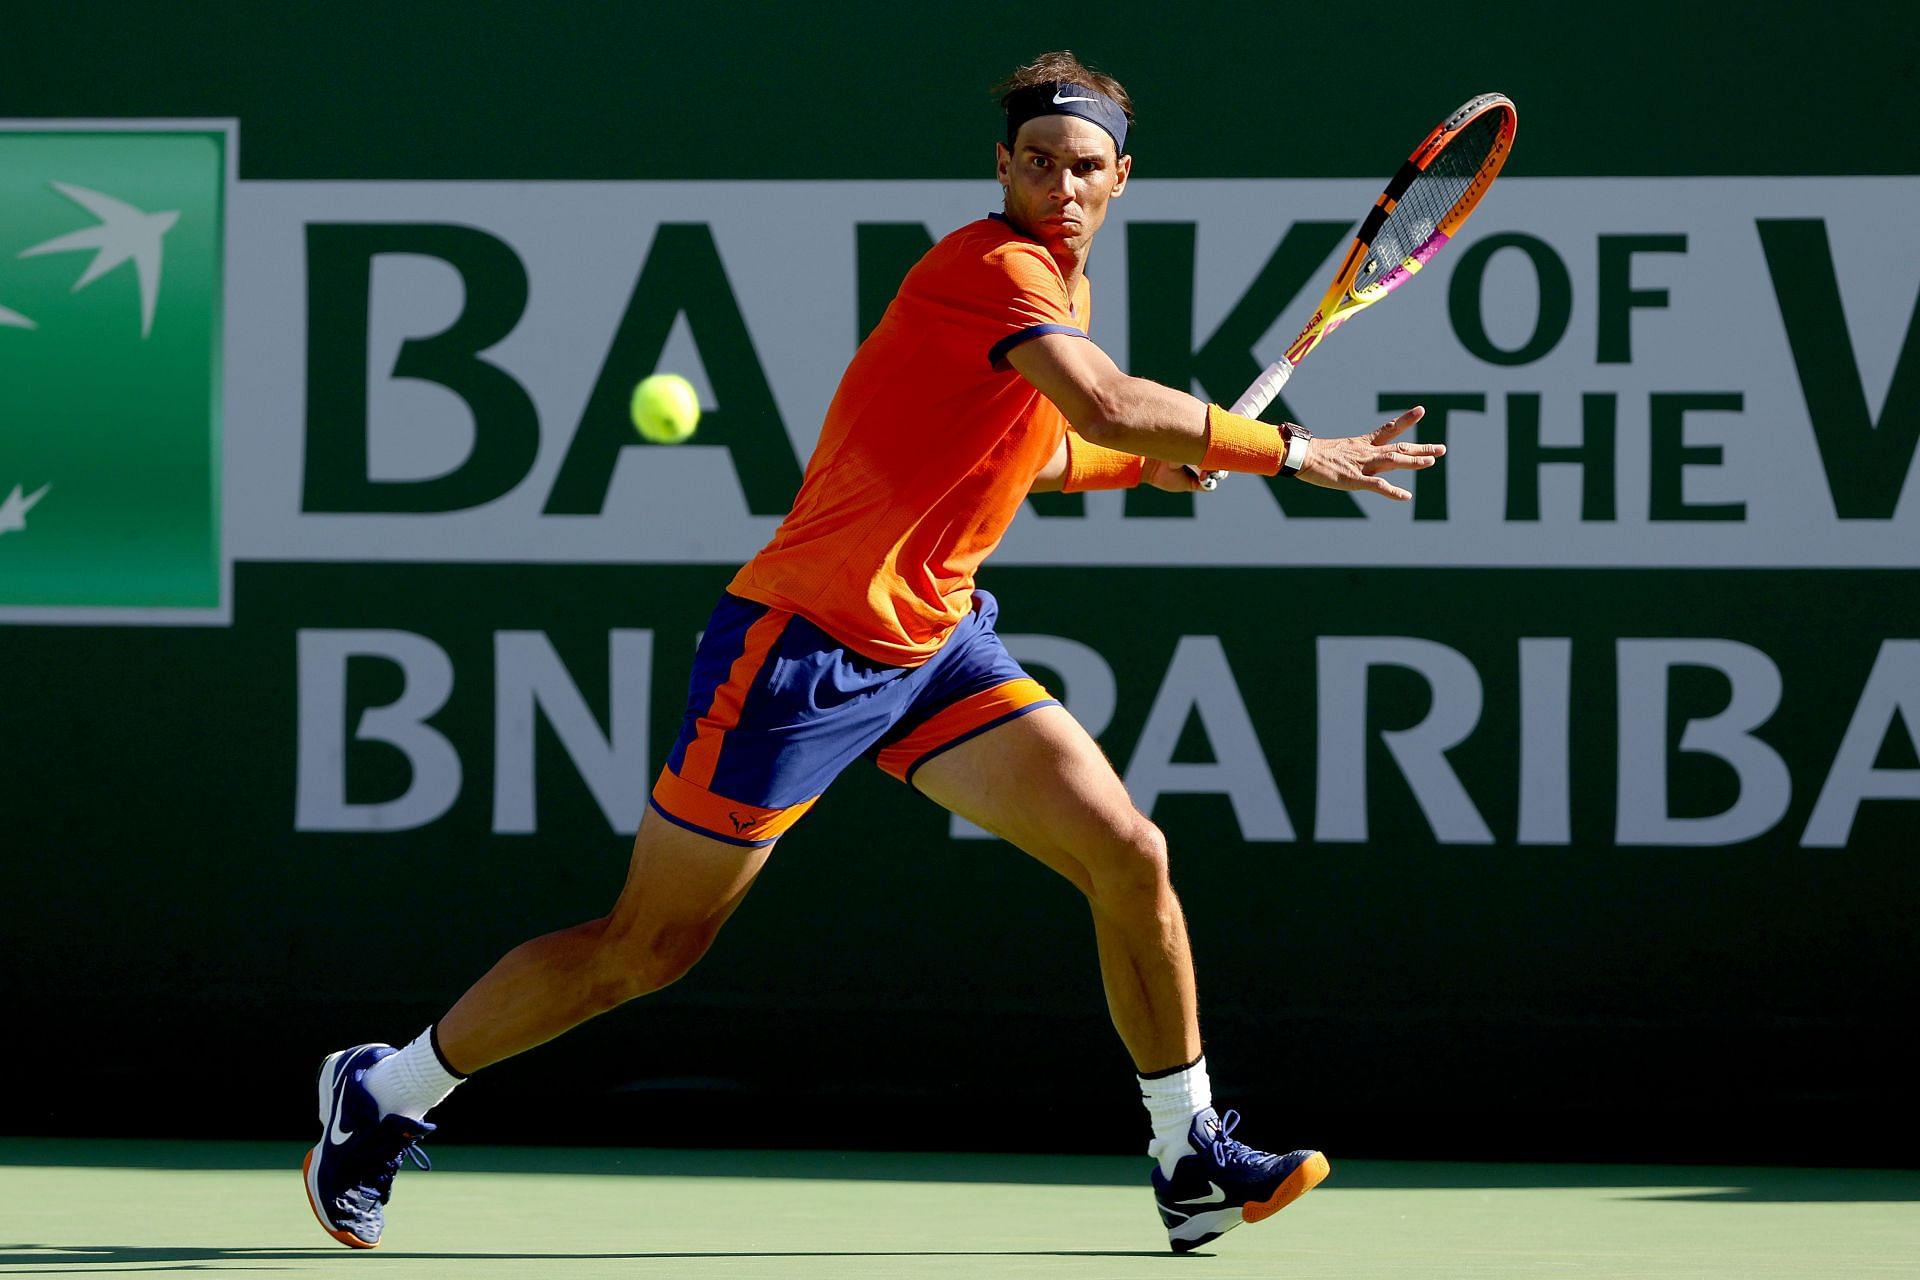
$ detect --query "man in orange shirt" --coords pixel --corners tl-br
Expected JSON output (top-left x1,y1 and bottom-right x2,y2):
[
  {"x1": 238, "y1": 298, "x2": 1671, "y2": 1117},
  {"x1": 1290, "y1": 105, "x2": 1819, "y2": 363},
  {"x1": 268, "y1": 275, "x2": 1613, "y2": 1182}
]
[{"x1": 306, "y1": 51, "x2": 1442, "y2": 1255}]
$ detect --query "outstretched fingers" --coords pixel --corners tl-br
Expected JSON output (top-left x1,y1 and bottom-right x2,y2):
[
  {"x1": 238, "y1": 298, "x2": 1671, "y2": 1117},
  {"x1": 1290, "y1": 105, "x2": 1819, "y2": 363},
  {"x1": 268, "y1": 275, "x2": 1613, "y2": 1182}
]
[
  {"x1": 1368, "y1": 445, "x2": 1444, "y2": 474},
  {"x1": 1364, "y1": 474, "x2": 1413, "y2": 501},
  {"x1": 1362, "y1": 408, "x2": 1439, "y2": 499},
  {"x1": 1370, "y1": 405, "x2": 1427, "y2": 445},
  {"x1": 1301, "y1": 405, "x2": 1446, "y2": 501}
]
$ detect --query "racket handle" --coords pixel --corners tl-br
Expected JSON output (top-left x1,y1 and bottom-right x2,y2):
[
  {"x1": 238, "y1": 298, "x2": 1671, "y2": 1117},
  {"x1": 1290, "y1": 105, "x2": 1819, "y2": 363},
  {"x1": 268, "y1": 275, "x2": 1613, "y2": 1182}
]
[
  {"x1": 1229, "y1": 356, "x2": 1296, "y2": 418},
  {"x1": 1200, "y1": 357, "x2": 1296, "y2": 491}
]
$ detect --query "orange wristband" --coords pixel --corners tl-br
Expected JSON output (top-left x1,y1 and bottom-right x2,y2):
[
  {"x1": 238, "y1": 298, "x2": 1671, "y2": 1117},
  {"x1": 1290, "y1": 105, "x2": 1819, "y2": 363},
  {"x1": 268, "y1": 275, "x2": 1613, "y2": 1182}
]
[
  {"x1": 1061, "y1": 432, "x2": 1145, "y2": 492},
  {"x1": 1200, "y1": 404, "x2": 1286, "y2": 475}
]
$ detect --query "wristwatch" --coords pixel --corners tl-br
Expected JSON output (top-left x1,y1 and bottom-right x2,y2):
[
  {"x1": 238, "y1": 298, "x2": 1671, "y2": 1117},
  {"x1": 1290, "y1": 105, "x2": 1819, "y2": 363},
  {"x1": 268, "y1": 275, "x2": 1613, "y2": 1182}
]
[{"x1": 1279, "y1": 424, "x2": 1314, "y2": 478}]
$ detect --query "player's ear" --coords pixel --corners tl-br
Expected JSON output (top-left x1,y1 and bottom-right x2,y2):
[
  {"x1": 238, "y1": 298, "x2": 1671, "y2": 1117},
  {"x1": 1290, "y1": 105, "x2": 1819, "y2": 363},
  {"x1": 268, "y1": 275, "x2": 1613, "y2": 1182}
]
[
  {"x1": 995, "y1": 142, "x2": 1011, "y2": 189},
  {"x1": 1112, "y1": 152, "x2": 1131, "y2": 196}
]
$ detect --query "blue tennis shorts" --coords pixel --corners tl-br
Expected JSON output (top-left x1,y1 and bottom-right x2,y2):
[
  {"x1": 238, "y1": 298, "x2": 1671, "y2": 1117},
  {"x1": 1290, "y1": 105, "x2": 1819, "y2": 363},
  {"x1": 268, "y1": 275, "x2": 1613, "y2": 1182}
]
[{"x1": 649, "y1": 589, "x2": 1058, "y2": 847}]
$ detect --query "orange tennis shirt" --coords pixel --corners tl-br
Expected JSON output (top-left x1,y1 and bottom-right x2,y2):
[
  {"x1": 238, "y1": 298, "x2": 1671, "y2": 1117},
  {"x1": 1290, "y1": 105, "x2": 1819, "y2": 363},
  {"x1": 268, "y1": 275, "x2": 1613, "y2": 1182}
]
[{"x1": 728, "y1": 216, "x2": 1092, "y2": 666}]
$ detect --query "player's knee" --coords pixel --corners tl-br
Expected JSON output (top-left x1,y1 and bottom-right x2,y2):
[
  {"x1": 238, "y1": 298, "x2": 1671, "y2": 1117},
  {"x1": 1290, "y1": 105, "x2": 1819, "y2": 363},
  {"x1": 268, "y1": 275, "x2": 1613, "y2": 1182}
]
[
  {"x1": 1085, "y1": 816, "x2": 1171, "y2": 902},
  {"x1": 587, "y1": 916, "x2": 720, "y2": 1008}
]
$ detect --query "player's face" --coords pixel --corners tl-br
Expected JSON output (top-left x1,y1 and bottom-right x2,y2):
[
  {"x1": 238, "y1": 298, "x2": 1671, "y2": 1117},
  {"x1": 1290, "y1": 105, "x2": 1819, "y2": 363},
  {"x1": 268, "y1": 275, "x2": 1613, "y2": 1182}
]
[{"x1": 996, "y1": 115, "x2": 1130, "y2": 259}]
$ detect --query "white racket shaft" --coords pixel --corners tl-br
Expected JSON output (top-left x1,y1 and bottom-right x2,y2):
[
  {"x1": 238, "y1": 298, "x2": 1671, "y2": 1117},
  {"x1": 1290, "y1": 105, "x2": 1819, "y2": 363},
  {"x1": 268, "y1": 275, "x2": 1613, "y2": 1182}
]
[{"x1": 1196, "y1": 355, "x2": 1296, "y2": 490}]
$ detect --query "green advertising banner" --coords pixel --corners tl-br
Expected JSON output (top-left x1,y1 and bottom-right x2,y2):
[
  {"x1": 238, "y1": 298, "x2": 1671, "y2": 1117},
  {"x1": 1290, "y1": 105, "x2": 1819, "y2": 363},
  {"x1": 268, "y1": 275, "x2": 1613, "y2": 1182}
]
[{"x1": 0, "y1": 128, "x2": 225, "y2": 616}]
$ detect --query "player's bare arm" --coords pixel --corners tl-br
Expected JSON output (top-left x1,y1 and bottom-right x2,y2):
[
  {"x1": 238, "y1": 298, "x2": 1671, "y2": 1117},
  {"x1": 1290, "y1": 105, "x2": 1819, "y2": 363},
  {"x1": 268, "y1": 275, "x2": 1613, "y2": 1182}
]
[
  {"x1": 1006, "y1": 331, "x2": 1444, "y2": 501},
  {"x1": 1028, "y1": 437, "x2": 1069, "y2": 492},
  {"x1": 1027, "y1": 434, "x2": 1206, "y2": 495}
]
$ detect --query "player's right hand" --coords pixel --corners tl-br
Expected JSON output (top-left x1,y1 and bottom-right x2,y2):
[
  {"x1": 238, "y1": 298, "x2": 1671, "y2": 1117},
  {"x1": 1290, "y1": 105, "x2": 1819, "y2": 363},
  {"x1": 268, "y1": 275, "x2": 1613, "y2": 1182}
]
[
  {"x1": 1145, "y1": 458, "x2": 1208, "y2": 493},
  {"x1": 1297, "y1": 406, "x2": 1442, "y2": 502}
]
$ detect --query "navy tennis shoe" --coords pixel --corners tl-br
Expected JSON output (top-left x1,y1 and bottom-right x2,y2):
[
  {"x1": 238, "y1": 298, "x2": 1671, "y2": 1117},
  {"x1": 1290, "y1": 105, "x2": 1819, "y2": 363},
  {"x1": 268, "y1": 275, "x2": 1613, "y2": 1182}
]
[
  {"x1": 303, "y1": 1044, "x2": 434, "y2": 1248},
  {"x1": 1151, "y1": 1107, "x2": 1328, "y2": 1253}
]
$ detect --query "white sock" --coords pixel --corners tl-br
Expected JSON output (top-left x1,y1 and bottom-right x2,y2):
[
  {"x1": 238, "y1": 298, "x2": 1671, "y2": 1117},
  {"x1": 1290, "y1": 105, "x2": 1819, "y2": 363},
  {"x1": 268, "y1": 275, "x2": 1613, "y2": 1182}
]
[
  {"x1": 363, "y1": 1026, "x2": 467, "y2": 1121},
  {"x1": 1139, "y1": 1055, "x2": 1212, "y2": 1179}
]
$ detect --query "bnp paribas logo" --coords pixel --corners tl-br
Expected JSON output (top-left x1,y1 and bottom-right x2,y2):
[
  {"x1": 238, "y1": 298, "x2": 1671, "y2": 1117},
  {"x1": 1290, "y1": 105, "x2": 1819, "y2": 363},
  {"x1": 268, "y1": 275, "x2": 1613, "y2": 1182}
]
[{"x1": 0, "y1": 123, "x2": 229, "y2": 621}]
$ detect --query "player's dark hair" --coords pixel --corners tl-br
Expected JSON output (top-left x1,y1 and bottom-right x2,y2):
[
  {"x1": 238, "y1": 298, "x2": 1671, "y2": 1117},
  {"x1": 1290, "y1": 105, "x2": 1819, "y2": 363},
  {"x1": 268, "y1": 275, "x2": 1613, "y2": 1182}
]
[{"x1": 993, "y1": 51, "x2": 1134, "y2": 128}]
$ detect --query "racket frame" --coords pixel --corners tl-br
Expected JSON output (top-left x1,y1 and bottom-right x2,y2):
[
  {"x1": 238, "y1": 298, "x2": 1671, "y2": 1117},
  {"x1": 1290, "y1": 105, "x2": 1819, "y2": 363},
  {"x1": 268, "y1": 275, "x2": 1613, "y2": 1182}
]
[{"x1": 1197, "y1": 92, "x2": 1517, "y2": 489}]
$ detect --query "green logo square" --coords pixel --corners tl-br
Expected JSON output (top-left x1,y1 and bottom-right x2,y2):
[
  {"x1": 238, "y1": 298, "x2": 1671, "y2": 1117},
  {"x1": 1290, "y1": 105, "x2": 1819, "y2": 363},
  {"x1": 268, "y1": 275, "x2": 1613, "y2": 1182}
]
[{"x1": 0, "y1": 126, "x2": 226, "y2": 618}]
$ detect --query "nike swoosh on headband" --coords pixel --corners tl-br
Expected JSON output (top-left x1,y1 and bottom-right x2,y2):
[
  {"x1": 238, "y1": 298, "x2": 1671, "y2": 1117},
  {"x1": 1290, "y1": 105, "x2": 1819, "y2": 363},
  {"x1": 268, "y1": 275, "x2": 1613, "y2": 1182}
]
[{"x1": 1052, "y1": 90, "x2": 1099, "y2": 105}]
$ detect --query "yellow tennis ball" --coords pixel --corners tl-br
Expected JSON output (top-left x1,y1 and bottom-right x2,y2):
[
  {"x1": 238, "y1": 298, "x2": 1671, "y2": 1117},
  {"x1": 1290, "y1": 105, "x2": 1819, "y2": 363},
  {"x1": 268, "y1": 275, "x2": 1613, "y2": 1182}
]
[{"x1": 630, "y1": 373, "x2": 701, "y2": 443}]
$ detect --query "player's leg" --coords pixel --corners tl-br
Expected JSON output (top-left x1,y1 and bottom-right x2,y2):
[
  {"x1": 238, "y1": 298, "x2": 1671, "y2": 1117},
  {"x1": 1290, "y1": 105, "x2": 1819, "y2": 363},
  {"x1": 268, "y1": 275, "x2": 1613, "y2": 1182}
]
[
  {"x1": 307, "y1": 592, "x2": 905, "y2": 1249},
  {"x1": 435, "y1": 810, "x2": 771, "y2": 1071},
  {"x1": 304, "y1": 810, "x2": 772, "y2": 1249},
  {"x1": 912, "y1": 704, "x2": 1198, "y2": 1071},
  {"x1": 430, "y1": 590, "x2": 811, "y2": 1073},
  {"x1": 907, "y1": 704, "x2": 1327, "y2": 1252},
  {"x1": 911, "y1": 704, "x2": 1195, "y2": 1068}
]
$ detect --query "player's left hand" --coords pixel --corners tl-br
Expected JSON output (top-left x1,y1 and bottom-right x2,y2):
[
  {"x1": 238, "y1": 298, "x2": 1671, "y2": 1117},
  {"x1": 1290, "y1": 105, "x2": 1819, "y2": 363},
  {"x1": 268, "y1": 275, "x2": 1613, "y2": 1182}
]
[
  {"x1": 1146, "y1": 459, "x2": 1208, "y2": 493},
  {"x1": 1297, "y1": 405, "x2": 1443, "y2": 502}
]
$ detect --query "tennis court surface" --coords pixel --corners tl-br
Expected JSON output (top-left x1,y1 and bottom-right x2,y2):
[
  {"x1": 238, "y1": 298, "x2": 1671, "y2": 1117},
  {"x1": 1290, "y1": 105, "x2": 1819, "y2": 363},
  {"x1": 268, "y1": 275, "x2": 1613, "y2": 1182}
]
[{"x1": 5, "y1": 1140, "x2": 1915, "y2": 1278}]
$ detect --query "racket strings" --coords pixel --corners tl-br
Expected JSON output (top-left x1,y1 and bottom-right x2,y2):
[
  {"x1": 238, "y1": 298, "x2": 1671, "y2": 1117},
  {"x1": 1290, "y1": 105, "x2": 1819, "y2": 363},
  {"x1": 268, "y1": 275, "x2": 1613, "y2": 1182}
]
[{"x1": 1356, "y1": 111, "x2": 1505, "y2": 291}]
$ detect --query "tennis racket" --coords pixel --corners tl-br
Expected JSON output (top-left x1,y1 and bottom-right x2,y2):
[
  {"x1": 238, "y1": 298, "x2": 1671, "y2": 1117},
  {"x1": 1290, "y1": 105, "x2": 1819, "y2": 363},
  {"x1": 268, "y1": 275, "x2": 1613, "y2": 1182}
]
[{"x1": 1199, "y1": 92, "x2": 1517, "y2": 489}]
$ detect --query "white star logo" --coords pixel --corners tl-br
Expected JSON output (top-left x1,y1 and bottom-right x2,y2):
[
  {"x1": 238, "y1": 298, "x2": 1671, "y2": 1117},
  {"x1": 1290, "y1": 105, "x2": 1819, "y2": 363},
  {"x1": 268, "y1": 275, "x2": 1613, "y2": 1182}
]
[
  {"x1": 17, "y1": 182, "x2": 180, "y2": 339},
  {"x1": 0, "y1": 301, "x2": 33, "y2": 330},
  {"x1": 0, "y1": 482, "x2": 52, "y2": 536}
]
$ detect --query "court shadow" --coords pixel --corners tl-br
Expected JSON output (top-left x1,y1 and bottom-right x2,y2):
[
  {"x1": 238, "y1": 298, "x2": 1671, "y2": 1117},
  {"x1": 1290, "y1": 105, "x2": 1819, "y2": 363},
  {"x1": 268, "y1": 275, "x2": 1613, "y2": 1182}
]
[
  {"x1": 1624, "y1": 1175, "x2": 1920, "y2": 1204},
  {"x1": 0, "y1": 1243, "x2": 1175, "y2": 1269}
]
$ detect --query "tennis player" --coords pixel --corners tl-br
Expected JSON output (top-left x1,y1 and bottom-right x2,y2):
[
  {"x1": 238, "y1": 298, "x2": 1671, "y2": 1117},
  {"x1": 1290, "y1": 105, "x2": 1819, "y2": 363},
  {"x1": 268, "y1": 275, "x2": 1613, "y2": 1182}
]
[{"x1": 305, "y1": 50, "x2": 1441, "y2": 1255}]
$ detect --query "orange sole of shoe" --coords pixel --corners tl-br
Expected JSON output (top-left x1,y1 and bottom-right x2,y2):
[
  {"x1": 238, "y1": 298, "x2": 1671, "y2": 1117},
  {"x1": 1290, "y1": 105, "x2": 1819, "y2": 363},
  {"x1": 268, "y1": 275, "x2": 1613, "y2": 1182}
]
[
  {"x1": 1243, "y1": 1151, "x2": 1331, "y2": 1224},
  {"x1": 303, "y1": 1147, "x2": 379, "y2": 1249}
]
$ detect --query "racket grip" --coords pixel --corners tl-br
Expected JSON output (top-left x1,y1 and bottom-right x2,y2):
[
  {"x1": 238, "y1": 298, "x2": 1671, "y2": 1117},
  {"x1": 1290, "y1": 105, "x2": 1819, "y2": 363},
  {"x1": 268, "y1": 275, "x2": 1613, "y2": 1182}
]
[
  {"x1": 1229, "y1": 356, "x2": 1296, "y2": 419},
  {"x1": 1201, "y1": 357, "x2": 1296, "y2": 490}
]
